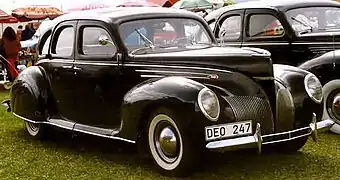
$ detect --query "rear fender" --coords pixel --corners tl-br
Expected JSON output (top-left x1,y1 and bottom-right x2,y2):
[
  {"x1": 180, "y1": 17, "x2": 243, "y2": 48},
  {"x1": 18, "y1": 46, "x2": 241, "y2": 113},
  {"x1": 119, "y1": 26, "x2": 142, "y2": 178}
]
[{"x1": 10, "y1": 66, "x2": 50, "y2": 121}]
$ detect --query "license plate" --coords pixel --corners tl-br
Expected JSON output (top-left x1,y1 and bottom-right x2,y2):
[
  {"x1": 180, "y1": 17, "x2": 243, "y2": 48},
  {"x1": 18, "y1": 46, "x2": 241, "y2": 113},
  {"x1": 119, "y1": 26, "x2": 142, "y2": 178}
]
[{"x1": 205, "y1": 121, "x2": 252, "y2": 141}]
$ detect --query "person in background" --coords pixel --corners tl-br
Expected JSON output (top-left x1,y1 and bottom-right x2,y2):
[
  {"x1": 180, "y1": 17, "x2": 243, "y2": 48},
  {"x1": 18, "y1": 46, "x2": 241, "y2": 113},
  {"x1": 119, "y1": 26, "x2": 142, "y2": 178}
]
[
  {"x1": 0, "y1": 27, "x2": 22, "y2": 81},
  {"x1": 21, "y1": 24, "x2": 35, "y2": 41},
  {"x1": 0, "y1": 27, "x2": 22, "y2": 67},
  {"x1": 17, "y1": 25, "x2": 23, "y2": 41}
]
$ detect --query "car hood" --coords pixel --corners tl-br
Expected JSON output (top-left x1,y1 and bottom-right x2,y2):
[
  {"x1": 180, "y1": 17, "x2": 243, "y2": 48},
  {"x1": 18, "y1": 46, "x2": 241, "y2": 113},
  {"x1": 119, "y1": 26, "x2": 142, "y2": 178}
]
[{"x1": 131, "y1": 46, "x2": 273, "y2": 78}]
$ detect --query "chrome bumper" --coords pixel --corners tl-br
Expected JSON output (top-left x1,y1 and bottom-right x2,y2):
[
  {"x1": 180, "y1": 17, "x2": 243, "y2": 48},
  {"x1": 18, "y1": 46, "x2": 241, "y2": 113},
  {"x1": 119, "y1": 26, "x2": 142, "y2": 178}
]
[{"x1": 206, "y1": 113, "x2": 334, "y2": 153}]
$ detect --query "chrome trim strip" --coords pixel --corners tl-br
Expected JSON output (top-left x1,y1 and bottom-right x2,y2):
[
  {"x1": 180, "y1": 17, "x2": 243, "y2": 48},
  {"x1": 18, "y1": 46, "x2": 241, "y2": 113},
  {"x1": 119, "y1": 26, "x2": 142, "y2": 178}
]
[
  {"x1": 243, "y1": 42, "x2": 290, "y2": 46},
  {"x1": 12, "y1": 113, "x2": 136, "y2": 144},
  {"x1": 37, "y1": 60, "x2": 272, "y2": 80},
  {"x1": 72, "y1": 128, "x2": 135, "y2": 143},
  {"x1": 136, "y1": 69, "x2": 212, "y2": 76},
  {"x1": 261, "y1": 126, "x2": 310, "y2": 138},
  {"x1": 13, "y1": 113, "x2": 74, "y2": 130},
  {"x1": 253, "y1": 76, "x2": 275, "y2": 80},
  {"x1": 140, "y1": 74, "x2": 210, "y2": 79},
  {"x1": 292, "y1": 42, "x2": 340, "y2": 45},
  {"x1": 262, "y1": 134, "x2": 310, "y2": 145}
]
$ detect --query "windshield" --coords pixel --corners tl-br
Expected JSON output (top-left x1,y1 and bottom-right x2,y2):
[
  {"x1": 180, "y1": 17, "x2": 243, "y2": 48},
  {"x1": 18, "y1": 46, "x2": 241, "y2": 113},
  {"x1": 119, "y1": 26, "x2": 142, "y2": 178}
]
[
  {"x1": 286, "y1": 7, "x2": 340, "y2": 34},
  {"x1": 118, "y1": 18, "x2": 212, "y2": 54}
]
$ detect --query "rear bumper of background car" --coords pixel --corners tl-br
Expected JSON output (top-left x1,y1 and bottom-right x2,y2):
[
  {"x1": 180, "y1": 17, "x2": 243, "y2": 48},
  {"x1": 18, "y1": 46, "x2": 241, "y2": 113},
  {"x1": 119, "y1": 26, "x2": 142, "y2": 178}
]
[{"x1": 205, "y1": 113, "x2": 334, "y2": 153}]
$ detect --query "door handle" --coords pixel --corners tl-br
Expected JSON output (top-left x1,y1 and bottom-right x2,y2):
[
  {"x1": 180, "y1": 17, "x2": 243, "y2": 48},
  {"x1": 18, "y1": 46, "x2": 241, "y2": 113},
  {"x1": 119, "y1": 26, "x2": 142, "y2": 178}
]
[
  {"x1": 73, "y1": 66, "x2": 82, "y2": 71},
  {"x1": 62, "y1": 65, "x2": 73, "y2": 69}
]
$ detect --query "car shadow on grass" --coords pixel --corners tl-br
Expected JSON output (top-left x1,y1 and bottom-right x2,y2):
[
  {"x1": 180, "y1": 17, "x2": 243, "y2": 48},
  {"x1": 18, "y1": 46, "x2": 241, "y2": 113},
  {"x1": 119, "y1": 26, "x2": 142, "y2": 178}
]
[{"x1": 11, "y1": 127, "x2": 335, "y2": 179}]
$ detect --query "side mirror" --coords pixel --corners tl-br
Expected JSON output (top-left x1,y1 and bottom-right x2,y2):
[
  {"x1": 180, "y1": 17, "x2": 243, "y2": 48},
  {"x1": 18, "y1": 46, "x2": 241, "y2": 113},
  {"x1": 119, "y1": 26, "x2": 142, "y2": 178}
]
[{"x1": 98, "y1": 35, "x2": 114, "y2": 46}]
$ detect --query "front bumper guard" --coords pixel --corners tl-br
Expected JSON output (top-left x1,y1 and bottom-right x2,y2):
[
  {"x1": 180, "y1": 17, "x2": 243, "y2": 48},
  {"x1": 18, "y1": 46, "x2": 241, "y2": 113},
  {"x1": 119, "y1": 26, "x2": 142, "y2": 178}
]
[{"x1": 206, "y1": 113, "x2": 334, "y2": 153}]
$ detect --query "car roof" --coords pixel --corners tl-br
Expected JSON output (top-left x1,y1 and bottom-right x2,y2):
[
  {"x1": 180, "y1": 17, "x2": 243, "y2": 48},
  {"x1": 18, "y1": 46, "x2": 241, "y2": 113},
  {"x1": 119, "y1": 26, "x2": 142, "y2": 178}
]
[
  {"x1": 205, "y1": 0, "x2": 340, "y2": 22},
  {"x1": 50, "y1": 7, "x2": 202, "y2": 26}
]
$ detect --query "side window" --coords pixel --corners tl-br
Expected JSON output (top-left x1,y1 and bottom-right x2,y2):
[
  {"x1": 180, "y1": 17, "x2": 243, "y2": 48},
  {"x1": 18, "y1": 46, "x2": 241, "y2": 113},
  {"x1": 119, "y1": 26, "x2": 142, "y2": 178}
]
[
  {"x1": 218, "y1": 15, "x2": 241, "y2": 40},
  {"x1": 81, "y1": 27, "x2": 116, "y2": 56},
  {"x1": 52, "y1": 26, "x2": 75, "y2": 56},
  {"x1": 248, "y1": 14, "x2": 284, "y2": 37}
]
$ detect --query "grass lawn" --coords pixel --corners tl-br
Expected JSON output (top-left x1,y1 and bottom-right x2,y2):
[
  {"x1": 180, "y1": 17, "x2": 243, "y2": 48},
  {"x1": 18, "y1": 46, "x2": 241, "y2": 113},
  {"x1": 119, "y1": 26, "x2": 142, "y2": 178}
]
[{"x1": 0, "y1": 90, "x2": 340, "y2": 180}]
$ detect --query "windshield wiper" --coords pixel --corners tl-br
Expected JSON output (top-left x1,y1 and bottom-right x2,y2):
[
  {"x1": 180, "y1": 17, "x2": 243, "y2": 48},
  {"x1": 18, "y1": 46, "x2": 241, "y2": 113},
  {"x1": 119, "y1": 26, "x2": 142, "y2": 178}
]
[
  {"x1": 291, "y1": 17, "x2": 314, "y2": 34},
  {"x1": 130, "y1": 29, "x2": 156, "y2": 54}
]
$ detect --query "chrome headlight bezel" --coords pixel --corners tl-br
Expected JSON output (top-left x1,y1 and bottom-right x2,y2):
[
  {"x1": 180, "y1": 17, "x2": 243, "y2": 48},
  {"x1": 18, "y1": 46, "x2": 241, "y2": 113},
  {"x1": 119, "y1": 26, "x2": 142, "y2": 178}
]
[
  {"x1": 197, "y1": 87, "x2": 220, "y2": 121},
  {"x1": 304, "y1": 73, "x2": 323, "y2": 103}
]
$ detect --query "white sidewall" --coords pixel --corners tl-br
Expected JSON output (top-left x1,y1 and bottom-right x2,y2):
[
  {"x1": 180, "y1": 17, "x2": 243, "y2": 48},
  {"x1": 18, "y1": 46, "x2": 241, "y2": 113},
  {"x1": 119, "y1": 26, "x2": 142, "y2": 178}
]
[
  {"x1": 322, "y1": 80, "x2": 340, "y2": 134},
  {"x1": 25, "y1": 121, "x2": 40, "y2": 137},
  {"x1": 148, "y1": 114, "x2": 183, "y2": 171}
]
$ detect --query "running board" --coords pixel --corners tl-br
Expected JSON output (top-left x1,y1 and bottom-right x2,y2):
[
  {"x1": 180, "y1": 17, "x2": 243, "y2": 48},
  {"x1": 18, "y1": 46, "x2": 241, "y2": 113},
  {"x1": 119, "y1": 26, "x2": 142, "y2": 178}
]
[{"x1": 12, "y1": 112, "x2": 135, "y2": 144}]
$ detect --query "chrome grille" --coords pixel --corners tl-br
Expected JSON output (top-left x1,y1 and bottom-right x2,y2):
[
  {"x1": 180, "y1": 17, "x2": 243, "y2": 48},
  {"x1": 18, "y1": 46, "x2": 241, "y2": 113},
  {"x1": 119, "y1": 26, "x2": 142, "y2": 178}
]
[{"x1": 223, "y1": 96, "x2": 274, "y2": 134}]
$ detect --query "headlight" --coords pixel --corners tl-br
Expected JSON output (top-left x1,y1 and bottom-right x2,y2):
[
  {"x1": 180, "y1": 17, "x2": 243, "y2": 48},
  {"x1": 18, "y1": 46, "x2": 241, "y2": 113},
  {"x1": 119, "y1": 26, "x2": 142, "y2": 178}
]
[
  {"x1": 304, "y1": 73, "x2": 323, "y2": 103},
  {"x1": 198, "y1": 87, "x2": 220, "y2": 121}
]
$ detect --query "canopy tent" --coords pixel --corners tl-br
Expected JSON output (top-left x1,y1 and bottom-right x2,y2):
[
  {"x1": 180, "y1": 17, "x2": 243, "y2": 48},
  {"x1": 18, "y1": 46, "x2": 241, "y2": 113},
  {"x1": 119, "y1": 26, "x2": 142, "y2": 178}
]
[{"x1": 11, "y1": 5, "x2": 63, "y2": 22}]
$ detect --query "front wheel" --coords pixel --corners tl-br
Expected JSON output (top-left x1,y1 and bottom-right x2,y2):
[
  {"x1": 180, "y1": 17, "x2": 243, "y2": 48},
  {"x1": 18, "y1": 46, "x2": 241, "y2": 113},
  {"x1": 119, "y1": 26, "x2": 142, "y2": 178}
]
[
  {"x1": 322, "y1": 80, "x2": 340, "y2": 134},
  {"x1": 25, "y1": 121, "x2": 49, "y2": 140},
  {"x1": 147, "y1": 108, "x2": 197, "y2": 177}
]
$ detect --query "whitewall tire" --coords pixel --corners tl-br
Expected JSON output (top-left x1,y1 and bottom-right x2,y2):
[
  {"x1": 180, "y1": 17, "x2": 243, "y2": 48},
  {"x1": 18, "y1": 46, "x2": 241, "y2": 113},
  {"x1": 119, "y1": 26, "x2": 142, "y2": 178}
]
[
  {"x1": 322, "y1": 80, "x2": 340, "y2": 134},
  {"x1": 25, "y1": 121, "x2": 48, "y2": 139},
  {"x1": 147, "y1": 108, "x2": 197, "y2": 176}
]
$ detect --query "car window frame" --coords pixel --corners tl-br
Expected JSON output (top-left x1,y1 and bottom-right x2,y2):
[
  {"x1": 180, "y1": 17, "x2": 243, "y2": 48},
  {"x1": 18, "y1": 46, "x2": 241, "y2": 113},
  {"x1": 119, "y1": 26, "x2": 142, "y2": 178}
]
[
  {"x1": 75, "y1": 20, "x2": 118, "y2": 61},
  {"x1": 214, "y1": 9, "x2": 245, "y2": 42},
  {"x1": 245, "y1": 10, "x2": 286, "y2": 40},
  {"x1": 50, "y1": 20, "x2": 77, "y2": 59},
  {"x1": 37, "y1": 29, "x2": 52, "y2": 58},
  {"x1": 216, "y1": 15, "x2": 243, "y2": 41}
]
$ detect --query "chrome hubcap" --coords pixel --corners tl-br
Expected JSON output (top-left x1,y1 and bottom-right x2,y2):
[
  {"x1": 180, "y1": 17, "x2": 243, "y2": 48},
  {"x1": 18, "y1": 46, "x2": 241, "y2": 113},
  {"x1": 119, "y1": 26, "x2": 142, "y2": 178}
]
[
  {"x1": 154, "y1": 122, "x2": 179, "y2": 163},
  {"x1": 332, "y1": 94, "x2": 340, "y2": 120},
  {"x1": 159, "y1": 127, "x2": 177, "y2": 157},
  {"x1": 27, "y1": 122, "x2": 39, "y2": 132}
]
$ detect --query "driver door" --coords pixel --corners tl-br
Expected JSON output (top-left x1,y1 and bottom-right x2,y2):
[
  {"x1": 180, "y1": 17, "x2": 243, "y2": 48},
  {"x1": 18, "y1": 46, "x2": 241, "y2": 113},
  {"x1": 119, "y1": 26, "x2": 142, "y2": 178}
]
[{"x1": 72, "y1": 20, "x2": 123, "y2": 133}]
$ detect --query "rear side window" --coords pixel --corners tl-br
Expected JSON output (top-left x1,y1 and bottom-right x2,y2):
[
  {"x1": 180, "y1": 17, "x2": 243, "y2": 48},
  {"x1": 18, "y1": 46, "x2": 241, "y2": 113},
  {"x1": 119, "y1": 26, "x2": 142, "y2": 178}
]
[
  {"x1": 218, "y1": 15, "x2": 242, "y2": 40},
  {"x1": 248, "y1": 14, "x2": 284, "y2": 37},
  {"x1": 52, "y1": 26, "x2": 75, "y2": 56},
  {"x1": 81, "y1": 27, "x2": 116, "y2": 56}
]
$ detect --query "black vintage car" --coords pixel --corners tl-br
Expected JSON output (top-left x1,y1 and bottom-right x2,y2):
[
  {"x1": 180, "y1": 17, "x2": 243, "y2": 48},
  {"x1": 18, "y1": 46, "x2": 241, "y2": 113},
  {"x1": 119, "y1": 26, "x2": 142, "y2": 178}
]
[
  {"x1": 2, "y1": 7, "x2": 333, "y2": 176},
  {"x1": 204, "y1": 0, "x2": 340, "y2": 134}
]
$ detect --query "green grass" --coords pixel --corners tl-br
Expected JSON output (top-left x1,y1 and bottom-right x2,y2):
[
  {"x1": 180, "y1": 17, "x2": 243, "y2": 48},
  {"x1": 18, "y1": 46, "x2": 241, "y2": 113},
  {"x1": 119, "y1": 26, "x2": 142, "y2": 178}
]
[{"x1": 0, "y1": 90, "x2": 340, "y2": 180}]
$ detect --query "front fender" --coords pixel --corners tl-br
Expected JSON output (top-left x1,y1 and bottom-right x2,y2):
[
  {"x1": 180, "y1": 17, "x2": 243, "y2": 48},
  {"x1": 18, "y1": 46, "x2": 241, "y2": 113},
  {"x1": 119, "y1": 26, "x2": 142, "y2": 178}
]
[
  {"x1": 10, "y1": 66, "x2": 50, "y2": 121},
  {"x1": 273, "y1": 64, "x2": 322, "y2": 128},
  {"x1": 118, "y1": 76, "x2": 206, "y2": 141},
  {"x1": 298, "y1": 50, "x2": 340, "y2": 85}
]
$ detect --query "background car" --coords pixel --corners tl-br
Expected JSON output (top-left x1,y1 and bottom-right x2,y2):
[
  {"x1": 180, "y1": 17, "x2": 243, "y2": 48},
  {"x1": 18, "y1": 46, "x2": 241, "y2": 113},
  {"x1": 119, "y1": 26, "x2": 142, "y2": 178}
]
[
  {"x1": 204, "y1": 0, "x2": 340, "y2": 134},
  {"x1": 3, "y1": 7, "x2": 333, "y2": 177}
]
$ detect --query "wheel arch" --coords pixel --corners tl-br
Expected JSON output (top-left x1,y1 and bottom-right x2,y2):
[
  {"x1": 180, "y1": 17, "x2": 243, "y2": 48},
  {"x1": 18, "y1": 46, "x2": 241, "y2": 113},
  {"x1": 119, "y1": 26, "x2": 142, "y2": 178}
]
[
  {"x1": 10, "y1": 66, "x2": 52, "y2": 121},
  {"x1": 117, "y1": 76, "x2": 205, "y2": 141}
]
